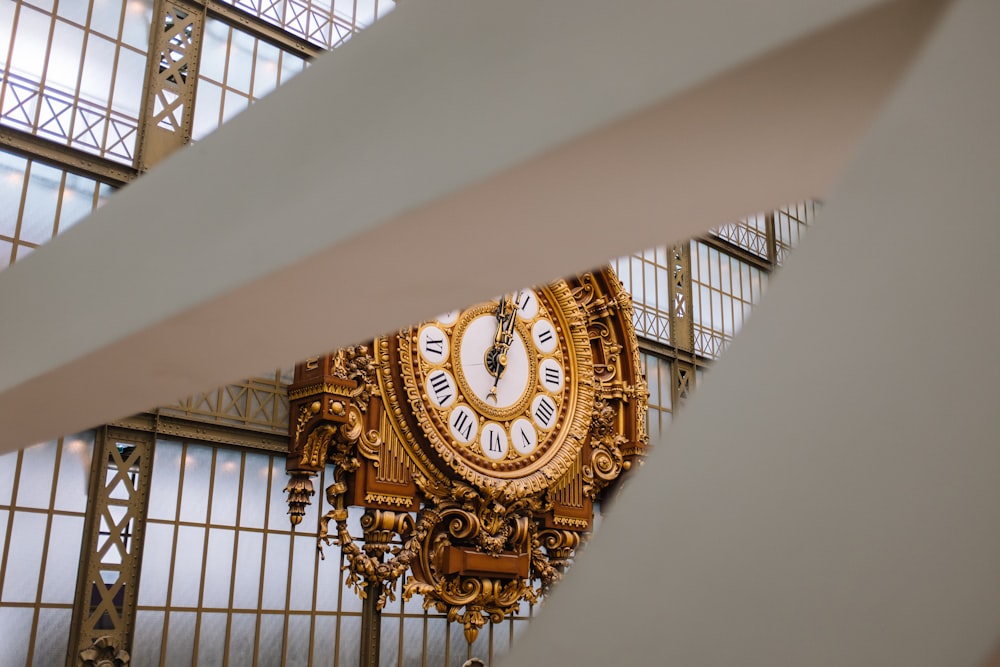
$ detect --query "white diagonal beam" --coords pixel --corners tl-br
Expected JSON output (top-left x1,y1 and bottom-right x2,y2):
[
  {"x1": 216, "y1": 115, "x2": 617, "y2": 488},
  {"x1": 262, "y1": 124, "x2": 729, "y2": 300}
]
[
  {"x1": 0, "y1": 0, "x2": 941, "y2": 452},
  {"x1": 505, "y1": 0, "x2": 1000, "y2": 664}
]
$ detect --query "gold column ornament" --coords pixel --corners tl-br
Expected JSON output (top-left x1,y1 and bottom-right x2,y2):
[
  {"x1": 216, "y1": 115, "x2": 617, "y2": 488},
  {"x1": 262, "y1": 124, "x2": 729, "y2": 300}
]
[
  {"x1": 287, "y1": 267, "x2": 648, "y2": 644},
  {"x1": 79, "y1": 637, "x2": 130, "y2": 667}
]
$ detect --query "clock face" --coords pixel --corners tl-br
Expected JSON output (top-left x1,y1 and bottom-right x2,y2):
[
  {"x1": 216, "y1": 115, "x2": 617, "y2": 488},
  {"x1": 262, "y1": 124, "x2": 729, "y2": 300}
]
[{"x1": 384, "y1": 281, "x2": 595, "y2": 489}]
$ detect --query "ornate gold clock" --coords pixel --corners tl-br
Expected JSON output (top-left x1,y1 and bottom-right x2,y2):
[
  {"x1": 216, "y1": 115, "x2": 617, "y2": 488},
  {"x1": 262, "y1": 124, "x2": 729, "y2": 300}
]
[
  {"x1": 285, "y1": 267, "x2": 648, "y2": 644},
  {"x1": 386, "y1": 280, "x2": 594, "y2": 497}
]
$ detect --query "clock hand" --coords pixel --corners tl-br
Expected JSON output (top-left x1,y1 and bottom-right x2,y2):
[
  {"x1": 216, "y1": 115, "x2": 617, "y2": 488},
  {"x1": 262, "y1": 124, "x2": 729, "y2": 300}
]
[{"x1": 486, "y1": 295, "x2": 517, "y2": 402}]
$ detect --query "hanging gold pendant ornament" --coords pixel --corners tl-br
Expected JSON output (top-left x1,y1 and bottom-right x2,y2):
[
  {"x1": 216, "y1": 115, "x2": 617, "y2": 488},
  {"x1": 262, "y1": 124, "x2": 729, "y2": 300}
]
[{"x1": 285, "y1": 267, "x2": 648, "y2": 643}]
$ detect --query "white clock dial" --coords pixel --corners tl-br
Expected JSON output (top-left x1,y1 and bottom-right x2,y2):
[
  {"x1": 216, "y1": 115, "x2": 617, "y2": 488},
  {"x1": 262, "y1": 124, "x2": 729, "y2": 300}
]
[
  {"x1": 436, "y1": 310, "x2": 459, "y2": 326},
  {"x1": 448, "y1": 405, "x2": 478, "y2": 444},
  {"x1": 515, "y1": 289, "x2": 539, "y2": 320},
  {"x1": 532, "y1": 319, "x2": 557, "y2": 354},
  {"x1": 511, "y1": 418, "x2": 538, "y2": 455},
  {"x1": 418, "y1": 325, "x2": 449, "y2": 364},
  {"x1": 538, "y1": 358, "x2": 564, "y2": 393},
  {"x1": 459, "y1": 314, "x2": 530, "y2": 409},
  {"x1": 425, "y1": 369, "x2": 457, "y2": 408},
  {"x1": 531, "y1": 394, "x2": 557, "y2": 430},
  {"x1": 480, "y1": 422, "x2": 509, "y2": 460}
]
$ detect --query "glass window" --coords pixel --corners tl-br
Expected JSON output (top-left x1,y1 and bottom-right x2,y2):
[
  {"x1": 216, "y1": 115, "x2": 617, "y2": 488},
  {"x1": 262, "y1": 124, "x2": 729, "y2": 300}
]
[
  {"x1": 713, "y1": 211, "x2": 769, "y2": 259},
  {"x1": 612, "y1": 253, "x2": 671, "y2": 345},
  {"x1": 0, "y1": 149, "x2": 114, "y2": 271},
  {"x1": 2, "y1": 509, "x2": 47, "y2": 601},
  {"x1": 41, "y1": 515, "x2": 85, "y2": 603},
  {"x1": 133, "y1": 441, "x2": 350, "y2": 664},
  {"x1": 0, "y1": 1, "x2": 151, "y2": 162},
  {"x1": 192, "y1": 19, "x2": 307, "y2": 141},
  {"x1": 776, "y1": 201, "x2": 817, "y2": 264},
  {"x1": 15, "y1": 440, "x2": 58, "y2": 509},
  {"x1": 217, "y1": 0, "x2": 396, "y2": 49},
  {"x1": 690, "y1": 240, "x2": 768, "y2": 359},
  {"x1": 0, "y1": 608, "x2": 33, "y2": 666},
  {"x1": 19, "y1": 161, "x2": 62, "y2": 245}
]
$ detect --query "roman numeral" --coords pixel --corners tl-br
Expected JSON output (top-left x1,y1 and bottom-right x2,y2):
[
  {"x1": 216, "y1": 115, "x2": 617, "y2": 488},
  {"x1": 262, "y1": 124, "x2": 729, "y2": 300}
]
[
  {"x1": 487, "y1": 429, "x2": 502, "y2": 452},
  {"x1": 538, "y1": 328, "x2": 553, "y2": 344},
  {"x1": 543, "y1": 367, "x2": 561, "y2": 387},
  {"x1": 519, "y1": 427, "x2": 532, "y2": 446},
  {"x1": 424, "y1": 336, "x2": 444, "y2": 356},
  {"x1": 518, "y1": 292, "x2": 533, "y2": 311},
  {"x1": 534, "y1": 398, "x2": 555, "y2": 427},
  {"x1": 429, "y1": 372, "x2": 452, "y2": 405},
  {"x1": 452, "y1": 410, "x2": 473, "y2": 440}
]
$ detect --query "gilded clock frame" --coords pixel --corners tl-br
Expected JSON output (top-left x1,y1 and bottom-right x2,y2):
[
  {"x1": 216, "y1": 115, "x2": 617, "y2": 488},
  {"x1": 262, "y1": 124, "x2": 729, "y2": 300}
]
[{"x1": 381, "y1": 279, "x2": 595, "y2": 493}]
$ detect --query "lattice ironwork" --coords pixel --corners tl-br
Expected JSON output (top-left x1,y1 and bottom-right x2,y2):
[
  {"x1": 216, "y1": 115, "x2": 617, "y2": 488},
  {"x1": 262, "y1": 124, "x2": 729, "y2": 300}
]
[
  {"x1": 161, "y1": 373, "x2": 291, "y2": 434},
  {"x1": 219, "y1": 0, "x2": 379, "y2": 49},
  {"x1": 672, "y1": 359, "x2": 696, "y2": 408},
  {"x1": 0, "y1": 72, "x2": 139, "y2": 164},
  {"x1": 712, "y1": 213, "x2": 770, "y2": 260},
  {"x1": 668, "y1": 243, "x2": 694, "y2": 352},
  {"x1": 690, "y1": 240, "x2": 769, "y2": 360},
  {"x1": 69, "y1": 430, "x2": 153, "y2": 665},
  {"x1": 137, "y1": 1, "x2": 205, "y2": 169},
  {"x1": 631, "y1": 305, "x2": 671, "y2": 343},
  {"x1": 775, "y1": 202, "x2": 816, "y2": 265},
  {"x1": 693, "y1": 325, "x2": 728, "y2": 360}
]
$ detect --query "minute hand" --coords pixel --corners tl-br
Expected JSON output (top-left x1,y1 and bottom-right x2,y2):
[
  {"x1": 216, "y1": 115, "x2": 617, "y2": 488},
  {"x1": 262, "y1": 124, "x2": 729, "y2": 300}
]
[{"x1": 486, "y1": 296, "x2": 517, "y2": 401}]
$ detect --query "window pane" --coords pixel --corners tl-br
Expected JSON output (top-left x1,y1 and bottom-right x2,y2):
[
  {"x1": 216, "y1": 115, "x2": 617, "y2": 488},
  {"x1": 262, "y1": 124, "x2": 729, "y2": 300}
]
[
  {"x1": 41, "y1": 514, "x2": 84, "y2": 603},
  {"x1": 80, "y1": 35, "x2": 116, "y2": 107},
  {"x1": 170, "y1": 525, "x2": 206, "y2": 606},
  {"x1": 20, "y1": 162, "x2": 61, "y2": 245},
  {"x1": 8, "y1": 6, "x2": 49, "y2": 82},
  {"x1": 228, "y1": 613, "x2": 257, "y2": 664},
  {"x1": 202, "y1": 528, "x2": 235, "y2": 608},
  {"x1": 261, "y1": 532, "x2": 290, "y2": 609},
  {"x1": 148, "y1": 441, "x2": 181, "y2": 520},
  {"x1": 0, "y1": 2, "x2": 14, "y2": 66},
  {"x1": 289, "y1": 535, "x2": 316, "y2": 610},
  {"x1": 338, "y1": 614, "x2": 362, "y2": 667},
  {"x1": 163, "y1": 611, "x2": 196, "y2": 666},
  {"x1": 258, "y1": 613, "x2": 285, "y2": 665},
  {"x1": 137, "y1": 522, "x2": 174, "y2": 605},
  {"x1": 232, "y1": 530, "x2": 263, "y2": 608},
  {"x1": 57, "y1": 173, "x2": 98, "y2": 233},
  {"x1": 2, "y1": 510, "x2": 47, "y2": 601},
  {"x1": 197, "y1": 612, "x2": 228, "y2": 664},
  {"x1": 286, "y1": 614, "x2": 311, "y2": 666},
  {"x1": 226, "y1": 28, "x2": 255, "y2": 93},
  {"x1": 16, "y1": 440, "x2": 58, "y2": 509},
  {"x1": 179, "y1": 444, "x2": 213, "y2": 524},
  {"x1": 31, "y1": 608, "x2": 72, "y2": 667},
  {"x1": 89, "y1": 0, "x2": 124, "y2": 38},
  {"x1": 210, "y1": 449, "x2": 241, "y2": 525},
  {"x1": 121, "y1": 0, "x2": 154, "y2": 49},
  {"x1": 46, "y1": 21, "x2": 85, "y2": 91},
  {"x1": 0, "y1": 450, "x2": 17, "y2": 506},
  {"x1": 0, "y1": 152, "x2": 27, "y2": 238},
  {"x1": 131, "y1": 610, "x2": 164, "y2": 667},
  {"x1": 239, "y1": 453, "x2": 270, "y2": 528},
  {"x1": 0, "y1": 607, "x2": 33, "y2": 666},
  {"x1": 112, "y1": 47, "x2": 147, "y2": 117},
  {"x1": 191, "y1": 79, "x2": 222, "y2": 141}
]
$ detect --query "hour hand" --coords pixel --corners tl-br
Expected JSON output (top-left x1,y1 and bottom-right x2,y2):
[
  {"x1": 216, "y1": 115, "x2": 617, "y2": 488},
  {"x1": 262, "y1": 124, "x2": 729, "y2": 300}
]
[
  {"x1": 484, "y1": 296, "x2": 516, "y2": 401},
  {"x1": 484, "y1": 345, "x2": 507, "y2": 380}
]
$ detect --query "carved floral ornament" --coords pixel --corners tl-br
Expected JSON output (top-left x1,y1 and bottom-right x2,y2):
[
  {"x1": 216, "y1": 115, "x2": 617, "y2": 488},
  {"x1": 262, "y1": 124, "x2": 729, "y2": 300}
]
[
  {"x1": 285, "y1": 267, "x2": 648, "y2": 643},
  {"x1": 79, "y1": 637, "x2": 130, "y2": 667}
]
